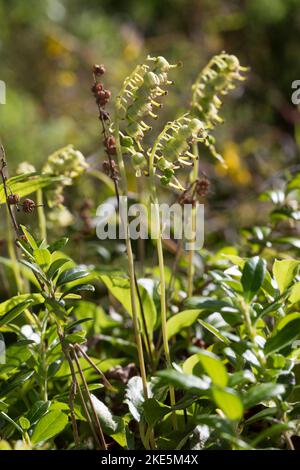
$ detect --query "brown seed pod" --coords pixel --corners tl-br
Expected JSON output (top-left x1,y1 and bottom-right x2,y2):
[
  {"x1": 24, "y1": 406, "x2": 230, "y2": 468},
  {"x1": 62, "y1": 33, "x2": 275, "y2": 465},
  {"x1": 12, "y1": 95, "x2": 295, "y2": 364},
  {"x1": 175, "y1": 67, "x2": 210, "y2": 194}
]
[
  {"x1": 92, "y1": 82, "x2": 103, "y2": 95},
  {"x1": 104, "y1": 136, "x2": 116, "y2": 155},
  {"x1": 99, "y1": 110, "x2": 110, "y2": 121},
  {"x1": 196, "y1": 178, "x2": 210, "y2": 198},
  {"x1": 22, "y1": 198, "x2": 36, "y2": 213},
  {"x1": 93, "y1": 64, "x2": 106, "y2": 76},
  {"x1": 7, "y1": 193, "x2": 20, "y2": 205},
  {"x1": 96, "y1": 90, "x2": 110, "y2": 107}
]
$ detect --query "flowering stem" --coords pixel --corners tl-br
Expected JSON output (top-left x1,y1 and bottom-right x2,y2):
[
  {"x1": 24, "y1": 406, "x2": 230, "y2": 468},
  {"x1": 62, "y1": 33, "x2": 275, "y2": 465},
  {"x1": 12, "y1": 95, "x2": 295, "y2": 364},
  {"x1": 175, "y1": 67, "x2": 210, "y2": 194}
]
[
  {"x1": 149, "y1": 142, "x2": 177, "y2": 424},
  {"x1": 187, "y1": 143, "x2": 199, "y2": 297},
  {"x1": 114, "y1": 112, "x2": 149, "y2": 399}
]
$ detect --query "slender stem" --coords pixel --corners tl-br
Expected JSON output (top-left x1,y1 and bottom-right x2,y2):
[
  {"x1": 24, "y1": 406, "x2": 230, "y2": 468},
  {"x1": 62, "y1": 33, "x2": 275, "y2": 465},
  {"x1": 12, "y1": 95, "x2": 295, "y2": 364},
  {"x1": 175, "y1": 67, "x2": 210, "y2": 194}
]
[
  {"x1": 148, "y1": 144, "x2": 176, "y2": 421},
  {"x1": 114, "y1": 112, "x2": 149, "y2": 399},
  {"x1": 65, "y1": 350, "x2": 80, "y2": 447},
  {"x1": 0, "y1": 145, "x2": 22, "y2": 238},
  {"x1": 187, "y1": 143, "x2": 199, "y2": 298},
  {"x1": 134, "y1": 273, "x2": 154, "y2": 369},
  {"x1": 36, "y1": 189, "x2": 47, "y2": 242},
  {"x1": 6, "y1": 209, "x2": 23, "y2": 292},
  {"x1": 72, "y1": 348, "x2": 107, "y2": 450},
  {"x1": 75, "y1": 343, "x2": 113, "y2": 389},
  {"x1": 70, "y1": 353, "x2": 101, "y2": 448}
]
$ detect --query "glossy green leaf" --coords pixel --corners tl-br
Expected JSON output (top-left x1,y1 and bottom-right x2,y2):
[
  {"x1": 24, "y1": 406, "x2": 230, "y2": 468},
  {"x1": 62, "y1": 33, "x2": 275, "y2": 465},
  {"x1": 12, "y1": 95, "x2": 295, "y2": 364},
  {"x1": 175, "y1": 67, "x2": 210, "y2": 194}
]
[
  {"x1": 33, "y1": 248, "x2": 51, "y2": 268},
  {"x1": 0, "y1": 300, "x2": 34, "y2": 327},
  {"x1": 47, "y1": 258, "x2": 69, "y2": 280},
  {"x1": 156, "y1": 369, "x2": 210, "y2": 393},
  {"x1": 198, "y1": 319, "x2": 230, "y2": 344},
  {"x1": 31, "y1": 410, "x2": 68, "y2": 445},
  {"x1": 241, "y1": 257, "x2": 266, "y2": 302},
  {"x1": 166, "y1": 310, "x2": 203, "y2": 340},
  {"x1": 143, "y1": 398, "x2": 171, "y2": 427},
  {"x1": 0, "y1": 294, "x2": 44, "y2": 317},
  {"x1": 27, "y1": 401, "x2": 51, "y2": 426},
  {"x1": 273, "y1": 259, "x2": 299, "y2": 293},
  {"x1": 212, "y1": 387, "x2": 243, "y2": 421},
  {"x1": 56, "y1": 267, "x2": 89, "y2": 286},
  {"x1": 243, "y1": 383, "x2": 285, "y2": 409},
  {"x1": 264, "y1": 316, "x2": 300, "y2": 355},
  {"x1": 20, "y1": 225, "x2": 38, "y2": 250},
  {"x1": 0, "y1": 175, "x2": 63, "y2": 205},
  {"x1": 288, "y1": 282, "x2": 300, "y2": 304},
  {"x1": 183, "y1": 351, "x2": 228, "y2": 387},
  {"x1": 48, "y1": 237, "x2": 69, "y2": 253}
]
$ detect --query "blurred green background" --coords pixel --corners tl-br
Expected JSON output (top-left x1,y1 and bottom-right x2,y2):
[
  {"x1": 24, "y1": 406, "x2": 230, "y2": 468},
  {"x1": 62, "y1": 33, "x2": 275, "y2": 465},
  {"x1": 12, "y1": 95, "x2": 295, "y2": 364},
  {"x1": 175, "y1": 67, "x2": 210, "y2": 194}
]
[{"x1": 0, "y1": 0, "x2": 300, "y2": 242}]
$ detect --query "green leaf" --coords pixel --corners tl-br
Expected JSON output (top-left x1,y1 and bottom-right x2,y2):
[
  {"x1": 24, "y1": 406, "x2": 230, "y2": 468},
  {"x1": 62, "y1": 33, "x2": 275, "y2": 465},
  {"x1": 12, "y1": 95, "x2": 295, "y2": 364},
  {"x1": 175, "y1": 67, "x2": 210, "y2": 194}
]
[
  {"x1": 27, "y1": 401, "x2": 51, "y2": 425},
  {"x1": 182, "y1": 351, "x2": 228, "y2": 387},
  {"x1": 0, "y1": 370, "x2": 34, "y2": 397},
  {"x1": 48, "y1": 237, "x2": 69, "y2": 253},
  {"x1": 31, "y1": 410, "x2": 68, "y2": 445},
  {"x1": 251, "y1": 423, "x2": 292, "y2": 446},
  {"x1": 33, "y1": 249, "x2": 51, "y2": 269},
  {"x1": 288, "y1": 282, "x2": 300, "y2": 304},
  {"x1": 0, "y1": 294, "x2": 44, "y2": 317},
  {"x1": 212, "y1": 387, "x2": 243, "y2": 421},
  {"x1": 264, "y1": 315, "x2": 300, "y2": 355},
  {"x1": 0, "y1": 300, "x2": 34, "y2": 327},
  {"x1": 61, "y1": 284, "x2": 95, "y2": 297},
  {"x1": 241, "y1": 257, "x2": 266, "y2": 302},
  {"x1": 0, "y1": 411, "x2": 23, "y2": 434},
  {"x1": 91, "y1": 394, "x2": 127, "y2": 447},
  {"x1": 166, "y1": 310, "x2": 203, "y2": 340},
  {"x1": 0, "y1": 400, "x2": 8, "y2": 412},
  {"x1": 47, "y1": 258, "x2": 69, "y2": 280},
  {"x1": 198, "y1": 319, "x2": 230, "y2": 344},
  {"x1": 72, "y1": 301, "x2": 119, "y2": 334},
  {"x1": 125, "y1": 376, "x2": 146, "y2": 422},
  {"x1": 65, "y1": 317, "x2": 93, "y2": 332},
  {"x1": 20, "y1": 225, "x2": 38, "y2": 250},
  {"x1": 56, "y1": 267, "x2": 90, "y2": 286},
  {"x1": 156, "y1": 369, "x2": 210, "y2": 394},
  {"x1": 143, "y1": 398, "x2": 171, "y2": 427},
  {"x1": 243, "y1": 383, "x2": 285, "y2": 409},
  {"x1": 98, "y1": 273, "x2": 157, "y2": 340},
  {"x1": 273, "y1": 259, "x2": 299, "y2": 293},
  {"x1": 20, "y1": 259, "x2": 48, "y2": 282},
  {"x1": 0, "y1": 175, "x2": 63, "y2": 204}
]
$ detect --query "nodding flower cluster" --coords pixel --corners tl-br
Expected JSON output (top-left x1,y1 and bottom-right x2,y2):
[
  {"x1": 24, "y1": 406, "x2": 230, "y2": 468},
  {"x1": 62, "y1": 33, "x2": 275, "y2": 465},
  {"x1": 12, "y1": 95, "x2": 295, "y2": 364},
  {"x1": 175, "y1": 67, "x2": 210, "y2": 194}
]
[
  {"x1": 115, "y1": 56, "x2": 180, "y2": 175},
  {"x1": 92, "y1": 64, "x2": 119, "y2": 182},
  {"x1": 179, "y1": 175, "x2": 210, "y2": 206},
  {"x1": 149, "y1": 115, "x2": 213, "y2": 189},
  {"x1": 191, "y1": 52, "x2": 247, "y2": 128}
]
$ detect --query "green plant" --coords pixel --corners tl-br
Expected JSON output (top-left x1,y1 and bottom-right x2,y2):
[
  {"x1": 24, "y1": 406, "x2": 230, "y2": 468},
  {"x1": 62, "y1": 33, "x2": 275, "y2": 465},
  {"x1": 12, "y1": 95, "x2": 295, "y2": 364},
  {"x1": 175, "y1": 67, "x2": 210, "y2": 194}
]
[{"x1": 1, "y1": 51, "x2": 300, "y2": 452}]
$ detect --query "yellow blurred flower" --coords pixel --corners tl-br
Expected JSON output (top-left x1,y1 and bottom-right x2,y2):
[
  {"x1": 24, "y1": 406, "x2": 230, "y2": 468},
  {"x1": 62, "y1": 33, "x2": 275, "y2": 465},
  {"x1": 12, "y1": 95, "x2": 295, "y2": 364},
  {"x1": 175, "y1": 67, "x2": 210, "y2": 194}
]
[
  {"x1": 216, "y1": 141, "x2": 251, "y2": 185},
  {"x1": 56, "y1": 71, "x2": 76, "y2": 87}
]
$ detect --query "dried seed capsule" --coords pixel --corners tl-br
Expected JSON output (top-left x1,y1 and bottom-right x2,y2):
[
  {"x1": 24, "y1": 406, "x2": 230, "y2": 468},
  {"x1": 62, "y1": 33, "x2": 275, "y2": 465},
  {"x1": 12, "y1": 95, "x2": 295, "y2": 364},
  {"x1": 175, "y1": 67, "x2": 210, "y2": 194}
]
[
  {"x1": 92, "y1": 82, "x2": 103, "y2": 94},
  {"x1": 93, "y1": 64, "x2": 106, "y2": 75},
  {"x1": 102, "y1": 160, "x2": 110, "y2": 175},
  {"x1": 7, "y1": 194, "x2": 20, "y2": 205},
  {"x1": 104, "y1": 136, "x2": 116, "y2": 155},
  {"x1": 22, "y1": 198, "x2": 36, "y2": 213},
  {"x1": 99, "y1": 110, "x2": 110, "y2": 121},
  {"x1": 196, "y1": 178, "x2": 210, "y2": 197}
]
